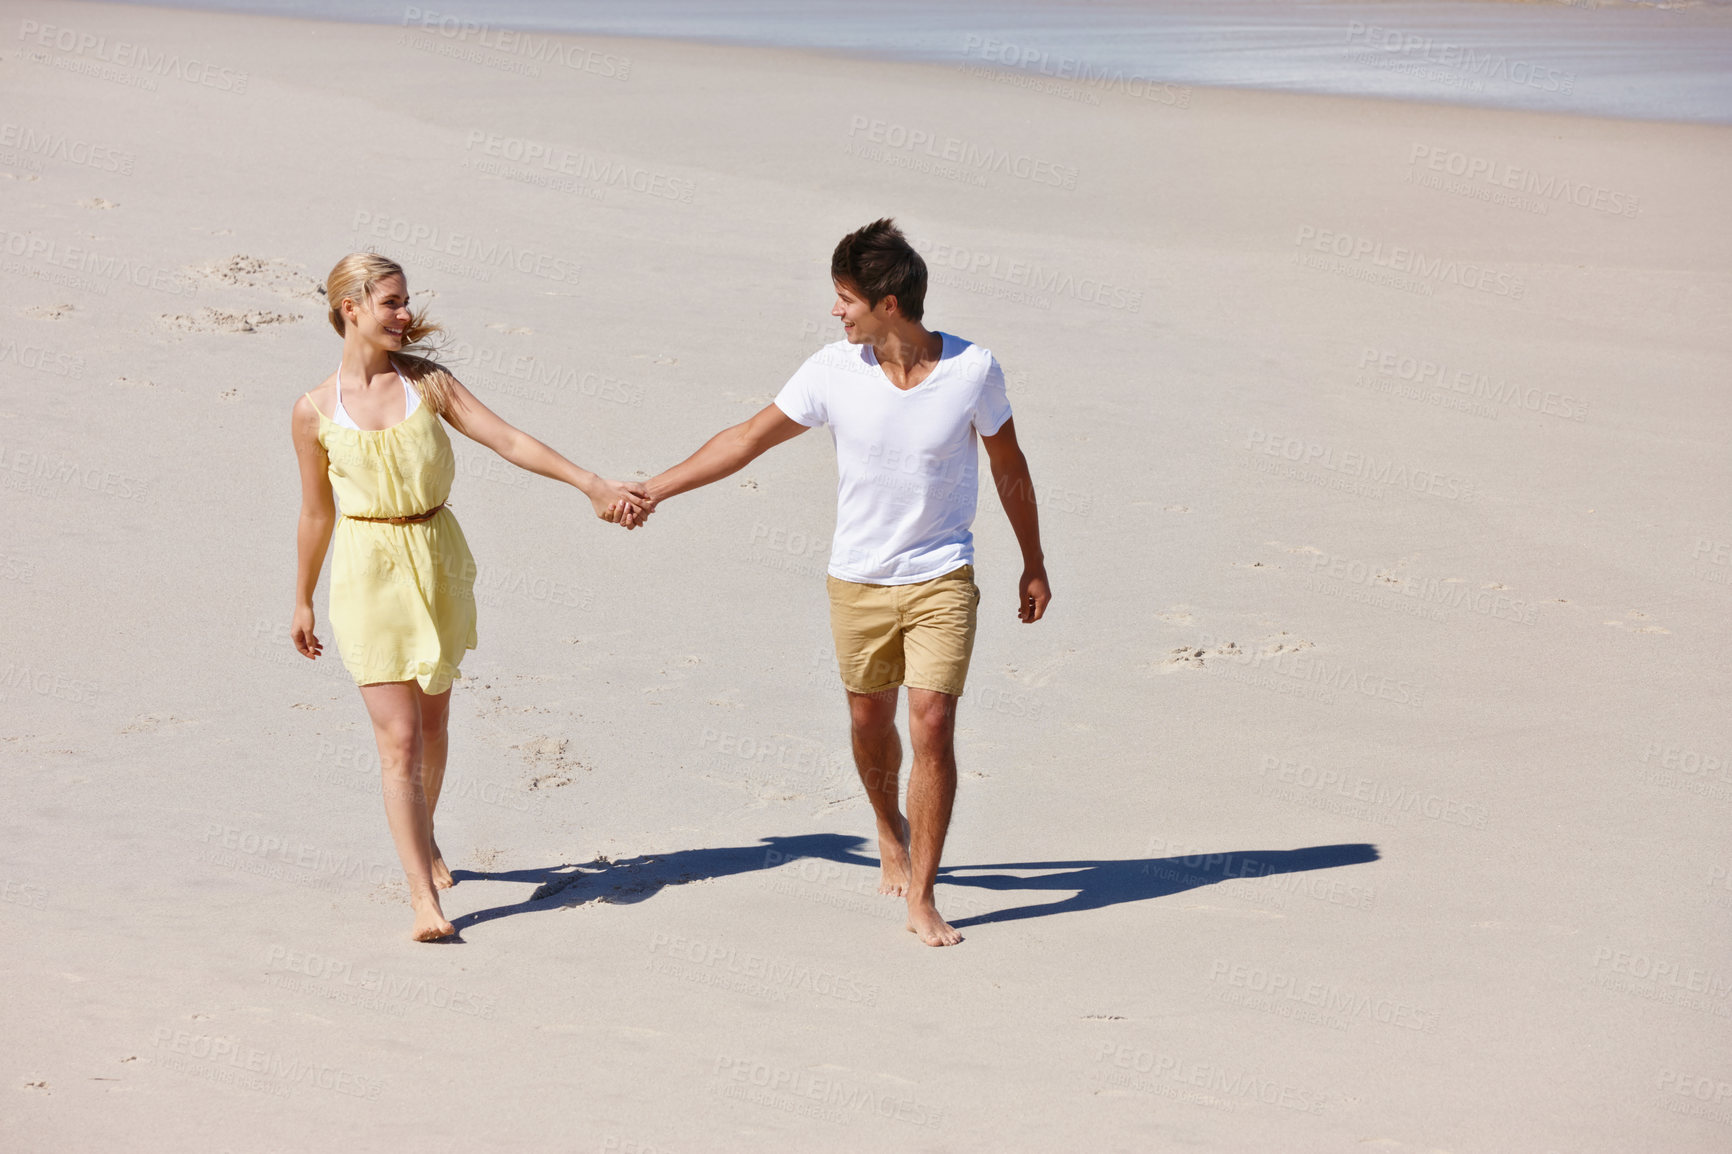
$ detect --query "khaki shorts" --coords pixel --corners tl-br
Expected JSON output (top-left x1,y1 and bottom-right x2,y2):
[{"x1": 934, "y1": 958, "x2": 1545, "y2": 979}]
[{"x1": 826, "y1": 564, "x2": 980, "y2": 696}]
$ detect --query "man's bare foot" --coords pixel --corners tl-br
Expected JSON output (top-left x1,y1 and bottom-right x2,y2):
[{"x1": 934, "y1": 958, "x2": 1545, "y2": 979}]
[
  {"x1": 906, "y1": 899, "x2": 962, "y2": 947},
  {"x1": 410, "y1": 894, "x2": 456, "y2": 942},
  {"x1": 430, "y1": 838, "x2": 455, "y2": 890},
  {"x1": 877, "y1": 817, "x2": 912, "y2": 896}
]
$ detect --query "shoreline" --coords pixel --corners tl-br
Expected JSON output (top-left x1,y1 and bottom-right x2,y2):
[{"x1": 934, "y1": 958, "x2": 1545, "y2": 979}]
[{"x1": 83, "y1": 0, "x2": 1732, "y2": 124}]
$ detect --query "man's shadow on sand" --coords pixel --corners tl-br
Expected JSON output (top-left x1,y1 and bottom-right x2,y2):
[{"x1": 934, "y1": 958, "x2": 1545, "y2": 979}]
[{"x1": 448, "y1": 834, "x2": 1379, "y2": 933}]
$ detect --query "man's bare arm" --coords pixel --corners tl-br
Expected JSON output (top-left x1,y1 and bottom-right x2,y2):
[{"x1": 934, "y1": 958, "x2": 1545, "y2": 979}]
[
  {"x1": 644, "y1": 404, "x2": 810, "y2": 504},
  {"x1": 981, "y1": 417, "x2": 1051, "y2": 623}
]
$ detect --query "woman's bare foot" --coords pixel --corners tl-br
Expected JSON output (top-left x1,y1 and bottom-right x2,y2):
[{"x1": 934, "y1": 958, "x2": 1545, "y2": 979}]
[
  {"x1": 906, "y1": 899, "x2": 962, "y2": 947},
  {"x1": 430, "y1": 837, "x2": 455, "y2": 890},
  {"x1": 877, "y1": 816, "x2": 912, "y2": 896},
  {"x1": 410, "y1": 894, "x2": 456, "y2": 941}
]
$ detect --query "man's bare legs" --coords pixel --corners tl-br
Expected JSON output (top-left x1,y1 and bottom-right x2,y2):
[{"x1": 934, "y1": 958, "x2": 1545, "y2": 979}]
[
  {"x1": 418, "y1": 688, "x2": 455, "y2": 889},
  {"x1": 358, "y1": 681, "x2": 454, "y2": 941},
  {"x1": 845, "y1": 685, "x2": 962, "y2": 945},
  {"x1": 903, "y1": 688, "x2": 961, "y2": 946},
  {"x1": 846, "y1": 688, "x2": 910, "y2": 896}
]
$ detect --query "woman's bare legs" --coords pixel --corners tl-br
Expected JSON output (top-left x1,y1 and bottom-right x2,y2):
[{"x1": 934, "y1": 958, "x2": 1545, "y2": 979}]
[
  {"x1": 418, "y1": 688, "x2": 455, "y2": 889},
  {"x1": 358, "y1": 680, "x2": 454, "y2": 941}
]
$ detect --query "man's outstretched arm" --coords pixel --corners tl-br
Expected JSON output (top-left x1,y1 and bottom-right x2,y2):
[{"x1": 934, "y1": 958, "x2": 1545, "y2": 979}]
[
  {"x1": 644, "y1": 403, "x2": 810, "y2": 506},
  {"x1": 981, "y1": 417, "x2": 1052, "y2": 623}
]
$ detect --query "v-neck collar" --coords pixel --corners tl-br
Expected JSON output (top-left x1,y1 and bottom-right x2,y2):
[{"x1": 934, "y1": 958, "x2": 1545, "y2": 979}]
[{"x1": 863, "y1": 332, "x2": 954, "y2": 394}]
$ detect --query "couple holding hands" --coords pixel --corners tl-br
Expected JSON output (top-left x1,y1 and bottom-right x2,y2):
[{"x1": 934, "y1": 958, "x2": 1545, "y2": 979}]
[{"x1": 289, "y1": 219, "x2": 1049, "y2": 945}]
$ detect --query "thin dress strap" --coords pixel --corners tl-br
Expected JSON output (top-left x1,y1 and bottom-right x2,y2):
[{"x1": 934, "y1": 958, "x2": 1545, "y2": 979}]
[
  {"x1": 332, "y1": 363, "x2": 352, "y2": 427},
  {"x1": 396, "y1": 359, "x2": 422, "y2": 418}
]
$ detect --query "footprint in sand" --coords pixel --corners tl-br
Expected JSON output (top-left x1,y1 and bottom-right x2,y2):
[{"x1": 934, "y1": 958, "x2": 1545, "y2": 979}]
[
  {"x1": 1154, "y1": 630, "x2": 1311, "y2": 674},
  {"x1": 1604, "y1": 610, "x2": 1670, "y2": 634},
  {"x1": 1158, "y1": 645, "x2": 1211, "y2": 671},
  {"x1": 1004, "y1": 647, "x2": 1076, "y2": 687},
  {"x1": 159, "y1": 308, "x2": 299, "y2": 333},
  {"x1": 78, "y1": 197, "x2": 118, "y2": 210},
  {"x1": 120, "y1": 713, "x2": 196, "y2": 734},
  {"x1": 193, "y1": 255, "x2": 323, "y2": 300},
  {"x1": 515, "y1": 735, "x2": 588, "y2": 788}
]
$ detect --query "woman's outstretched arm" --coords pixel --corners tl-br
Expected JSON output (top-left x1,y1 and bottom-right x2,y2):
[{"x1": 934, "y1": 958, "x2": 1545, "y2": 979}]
[
  {"x1": 290, "y1": 395, "x2": 337, "y2": 659},
  {"x1": 440, "y1": 378, "x2": 652, "y2": 527}
]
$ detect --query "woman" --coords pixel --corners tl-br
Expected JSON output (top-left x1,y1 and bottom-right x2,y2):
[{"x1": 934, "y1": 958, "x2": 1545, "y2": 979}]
[{"x1": 289, "y1": 253, "x2": 648, "y2": 941}]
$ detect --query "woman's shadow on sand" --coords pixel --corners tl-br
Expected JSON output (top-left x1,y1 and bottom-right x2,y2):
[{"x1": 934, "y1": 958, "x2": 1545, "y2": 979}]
[{"x1": 448, "y1": 834, "x2": 1378, "y2": 933}]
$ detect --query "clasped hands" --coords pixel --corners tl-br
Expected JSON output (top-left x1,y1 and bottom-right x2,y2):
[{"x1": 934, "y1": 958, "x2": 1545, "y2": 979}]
[{"x1": 589, "y1": 479, "x2": 656, "y2": 529}]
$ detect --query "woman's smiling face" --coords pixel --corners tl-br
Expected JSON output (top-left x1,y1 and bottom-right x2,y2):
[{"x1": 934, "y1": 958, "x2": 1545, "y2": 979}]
[{"x1": 345, "y1": 273, "x2": 412, "y2": 348}]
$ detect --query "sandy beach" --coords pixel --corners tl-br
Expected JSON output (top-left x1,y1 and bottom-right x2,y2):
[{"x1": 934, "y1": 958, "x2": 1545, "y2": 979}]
[{"x1": 2, "y1": 0, "x2": 1730, "y2": 1149}]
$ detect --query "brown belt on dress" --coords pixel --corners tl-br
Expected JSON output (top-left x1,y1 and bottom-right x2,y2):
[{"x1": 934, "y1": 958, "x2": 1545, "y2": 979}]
[{"x1": 345, "y1": 503, "x2": 445, "y2": 525}]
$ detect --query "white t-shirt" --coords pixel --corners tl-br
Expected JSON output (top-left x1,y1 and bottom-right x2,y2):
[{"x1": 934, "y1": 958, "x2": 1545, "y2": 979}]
[{"x1": 774, "y1": 332, "x2": 1013, "y2": 585}]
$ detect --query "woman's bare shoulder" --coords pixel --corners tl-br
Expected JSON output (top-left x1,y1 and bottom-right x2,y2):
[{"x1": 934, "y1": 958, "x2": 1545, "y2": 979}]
[{"x1": 294, "y1": 374, "x2": 338, "y2": 423}]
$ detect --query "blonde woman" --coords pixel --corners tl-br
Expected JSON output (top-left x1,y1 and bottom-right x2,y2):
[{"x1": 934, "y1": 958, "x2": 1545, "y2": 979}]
[{"x1": 289, "y1": 253, "x2": 649, "y2": 941}]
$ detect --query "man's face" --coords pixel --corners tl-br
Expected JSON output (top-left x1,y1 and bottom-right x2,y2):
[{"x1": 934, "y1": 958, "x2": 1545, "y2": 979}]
[{"x1": 831, "y1": 280, "x2": 892, "y2": 344}]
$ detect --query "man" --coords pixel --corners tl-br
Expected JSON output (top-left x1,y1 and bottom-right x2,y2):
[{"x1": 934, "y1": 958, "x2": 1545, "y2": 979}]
[{"x1": 636, "y1": 218, "x2": 1050, "y2": 946}]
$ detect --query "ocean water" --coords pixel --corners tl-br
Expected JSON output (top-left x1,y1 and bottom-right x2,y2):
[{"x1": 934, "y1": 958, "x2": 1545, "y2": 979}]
[{"x1": 112, "y1": 0, "x2": 1732, "y2": 123}]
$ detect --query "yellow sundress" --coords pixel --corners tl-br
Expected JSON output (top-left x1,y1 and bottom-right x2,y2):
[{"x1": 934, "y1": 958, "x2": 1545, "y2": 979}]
[{"x1": 304, "y1": 363, "x2": 478, "y2": 694}]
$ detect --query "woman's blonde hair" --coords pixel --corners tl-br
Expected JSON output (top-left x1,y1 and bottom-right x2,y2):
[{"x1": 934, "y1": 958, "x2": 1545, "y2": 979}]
[{"x1": 325, "y1": 251, "x2": 458, "y2": 418}]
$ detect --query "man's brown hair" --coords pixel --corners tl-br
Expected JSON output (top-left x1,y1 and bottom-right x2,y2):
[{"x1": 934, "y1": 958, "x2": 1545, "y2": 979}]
[{"x1": 831, "y1": 218, "x2": 927, "y2": 322}]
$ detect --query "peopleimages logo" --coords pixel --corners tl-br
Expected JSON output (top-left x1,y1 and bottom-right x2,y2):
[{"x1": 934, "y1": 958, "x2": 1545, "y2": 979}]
[
  {"x1": 462, "y1": 131, "x2": 695, "y2": 203},
  {"x1": 264, "y1": 944, "x2": 497, "y2": 1017},
  {"x1": 0, "y1": 337, "x2": 83, "y2": 379},
  {"x1": 1258, "y1": 755, "x2": 1487, "y2": 829},
  {"x1": 1245, "y1": 429, "x2": 1479, "y2": 504},
  {"x1": 0, "y1": 229, "x2": 199, "y2": 297},
  {"x1": 712, "y1": 1056, "x2": 942, "y2": 1126},
  {"x1": 1358, "y1": 347, "x2": 1587, "y2": 421},
  {"x1": 911, "y1": 236, "x2": 1142, "y2": 313},
  {"x1": 1090, "y1": 1042, "x2": 1328, "y2": 1114},
  {"x1": 400, "y1": 8, "x2": 631, "y2": 78},
  {"x1": 1345, "y1": 21, "x2": 1575, "y2": 94},
  {"x1": 17, "y1": 19, "x2": 250, "y2": 92},
  {"x1": 847, "y1": 116, "x2": 1078, "y2": 189},
  {"x1": 648, "y1": 933, "x2": 879, "y2": 1006},
  {"x1": 959, "y1": 35, "x2": 1190, "y2": 107},
  {"x1": 1406, "y1": 145, "x2": 1638, "y2": 218},
  {"x1": 1294, "y1": 226, "x2": 1525, "y2": 299},
  {"x1": 350, "y1": 210, "x2": 579, "y2": 284},
  {"x1": 150, "y1": 1027, "x2": 382, "y2": 1099},
  {"x1": 0, "y1": 122, "x2": 134, "y2": 174}
]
